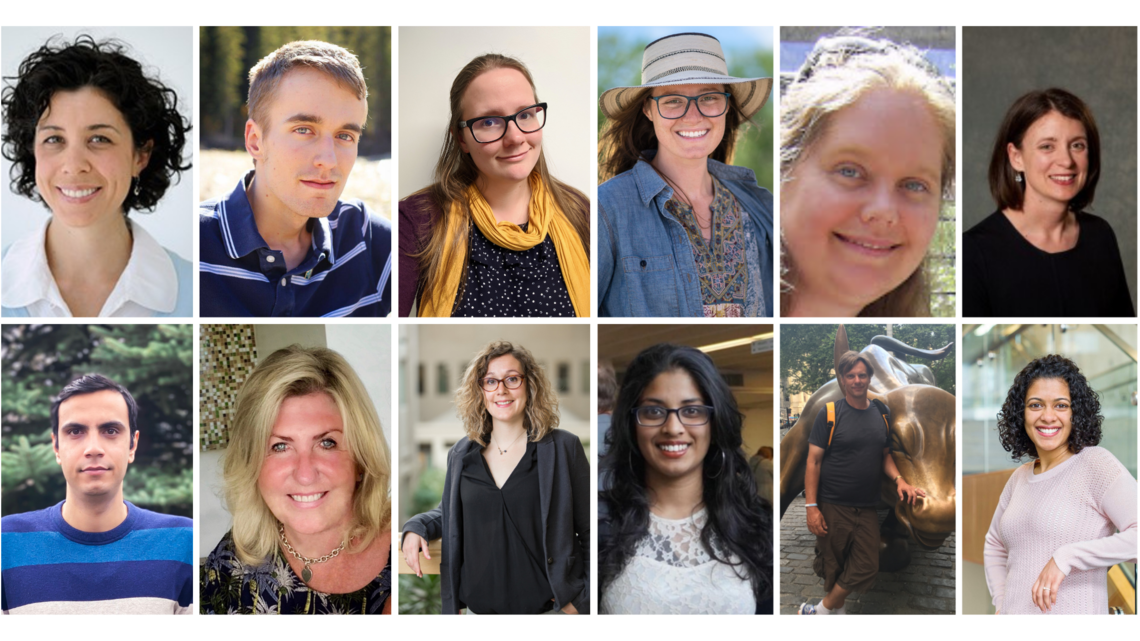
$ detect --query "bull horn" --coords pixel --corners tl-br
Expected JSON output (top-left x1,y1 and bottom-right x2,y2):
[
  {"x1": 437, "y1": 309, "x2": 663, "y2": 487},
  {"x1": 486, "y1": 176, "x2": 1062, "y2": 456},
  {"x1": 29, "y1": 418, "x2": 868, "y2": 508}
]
[
  {"x1": 834, "y1": 324, "x2": 849, "y2": 376},
  {"x1": 870, "y1": 336, "x2": 955, "y2": 361}
]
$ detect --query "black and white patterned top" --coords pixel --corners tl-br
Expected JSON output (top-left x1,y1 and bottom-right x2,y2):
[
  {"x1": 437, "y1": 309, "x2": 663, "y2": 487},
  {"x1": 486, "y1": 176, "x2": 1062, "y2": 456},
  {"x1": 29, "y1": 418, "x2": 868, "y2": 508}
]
[{"x1": 452, "y1": 222, "x2": 575, "y2": 317}]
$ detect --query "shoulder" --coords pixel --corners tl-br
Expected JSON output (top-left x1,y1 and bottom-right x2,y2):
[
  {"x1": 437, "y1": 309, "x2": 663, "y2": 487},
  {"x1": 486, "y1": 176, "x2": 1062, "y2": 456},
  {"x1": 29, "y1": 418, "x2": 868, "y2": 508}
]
[
  {"x1": 544, "y1": 428, "x2": 585, "y2": 448},
  {"x1": 1075, "y1": 212, "x2": 1120, "y2": 241},
  {"x1": 963, "y1": 211, "x2": 1009, "y2": 242},
  {"x1": 336, "y1": 199, "x2": 391, "y2": 234},
  {"x1": 1, "y1": 505, "x2": 58, "y2": 533},
  {"x1": 165, "y1": 249, "x2": 195, "y2": 315},
  {"x1": 1073, "y1": 445, "x2": 1128, "y2": 474},
  {"x1": 198, "y1": 196, "x2": 223, "y2": 224},
  {"x1": 398, "y1": 191, "x2": 442, "y2": 224},
  {"x1": 598, "y1": 168, "x2": 639, "y2": 199},
  {"x1": 129, "y1": 504, "x2": 193, "y2": 531}
]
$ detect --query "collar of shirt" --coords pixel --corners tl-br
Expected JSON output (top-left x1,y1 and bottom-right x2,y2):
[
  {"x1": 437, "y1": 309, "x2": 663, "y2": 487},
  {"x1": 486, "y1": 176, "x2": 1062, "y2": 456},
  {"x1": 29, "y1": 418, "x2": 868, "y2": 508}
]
[
  {"x1": 1, "y1": 217, "x2": 178, "y2": 316},
  {"x1": 631, "y1": 150, "x2": 760, "y2": 206},
  {"x1": 218, "y1": 170, "x2": 336, "y2": 270}
]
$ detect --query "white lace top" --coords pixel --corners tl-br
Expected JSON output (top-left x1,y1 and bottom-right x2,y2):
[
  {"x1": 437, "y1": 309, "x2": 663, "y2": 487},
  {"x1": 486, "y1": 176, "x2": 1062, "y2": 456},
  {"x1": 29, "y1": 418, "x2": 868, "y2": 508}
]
[{"x1": 601, "y1": 508, "x2": 754, "y2": 614}]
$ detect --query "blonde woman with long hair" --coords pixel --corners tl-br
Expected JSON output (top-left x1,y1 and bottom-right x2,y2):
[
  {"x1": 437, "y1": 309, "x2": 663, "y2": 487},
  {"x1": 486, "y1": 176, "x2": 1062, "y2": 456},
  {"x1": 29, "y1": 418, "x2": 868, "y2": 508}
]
[
  {"x1": 780, "y1": 34, "x2": 955, "y2": 317},
  {"x1": 401, "y1": 341, "x2": 590, "y2": 614},
  {"x1": 200, "y1": 346, "x2": 392, "y2": 614},
  {"x1": 399, "y1": 54, "x2": 589, "y2": 317}
]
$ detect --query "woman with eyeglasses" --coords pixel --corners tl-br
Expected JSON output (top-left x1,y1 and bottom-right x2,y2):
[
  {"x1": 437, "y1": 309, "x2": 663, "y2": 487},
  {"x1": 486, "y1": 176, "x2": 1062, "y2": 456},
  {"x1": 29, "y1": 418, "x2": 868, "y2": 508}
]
[
  {"x1": 401, "y1": 341, "x2": 590, "y2": 614},
  {"x1": 597, "y1": 32, "x2": 774, "y2": 317},
  {"x1": 599, "y1": 344, "x2": 773, "y2": 614},
  {"x1": 398, "y1": 54, "x2": 589, "y2": 317}
]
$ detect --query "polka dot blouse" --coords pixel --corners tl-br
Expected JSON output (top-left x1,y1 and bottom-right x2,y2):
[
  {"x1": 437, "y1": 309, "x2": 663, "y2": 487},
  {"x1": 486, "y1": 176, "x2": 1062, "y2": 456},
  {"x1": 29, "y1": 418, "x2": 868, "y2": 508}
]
[{"x1": 451, "y1": 222, "x2": 575, "y2": 317}]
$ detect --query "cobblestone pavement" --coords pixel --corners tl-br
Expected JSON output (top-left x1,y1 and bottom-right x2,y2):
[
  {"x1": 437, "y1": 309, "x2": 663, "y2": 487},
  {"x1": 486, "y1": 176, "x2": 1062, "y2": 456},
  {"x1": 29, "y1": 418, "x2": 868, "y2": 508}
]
[{"x1": 779, "y1": 494, "x2": 956, "y2": 615}]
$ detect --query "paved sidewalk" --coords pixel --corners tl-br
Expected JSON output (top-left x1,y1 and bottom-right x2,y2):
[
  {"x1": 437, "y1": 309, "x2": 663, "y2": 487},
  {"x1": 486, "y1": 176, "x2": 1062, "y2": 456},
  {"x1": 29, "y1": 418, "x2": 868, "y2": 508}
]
[{"x1": 779, "y1": 494, "x2": 956, "y2": 615}]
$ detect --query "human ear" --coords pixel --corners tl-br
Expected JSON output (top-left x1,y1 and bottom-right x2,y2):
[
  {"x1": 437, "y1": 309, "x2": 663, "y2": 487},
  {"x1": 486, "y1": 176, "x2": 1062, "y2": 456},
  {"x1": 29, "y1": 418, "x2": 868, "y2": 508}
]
[
  {"x1": 1007, "y1": 142, "x2": 1025, "y2": 172},
  {"x1": 128, "y1": 431, "x2": 140, "y2": 463},
  {"x1": 52, "y1": 432, "x2": 61, "y2": 462},
  {"x1": 134, "y1": 139, "x2": 154, "y2": 174},
  {"x1": 456, "y1": 128, "x2": 469, "y2": 155},
  {"x1": 245, "y1": 119, "x2": 265, "y2": 160}
]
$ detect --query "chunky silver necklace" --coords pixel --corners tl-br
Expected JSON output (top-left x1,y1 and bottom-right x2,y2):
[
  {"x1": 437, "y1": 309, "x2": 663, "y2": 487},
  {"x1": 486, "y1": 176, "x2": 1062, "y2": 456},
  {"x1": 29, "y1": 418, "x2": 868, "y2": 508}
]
[
  {"x1": 278, "y1": 522, "x2": 346, "y2": 583},
  {"x1": 492, "y1": 430, "x2": 526, "y2": 455}
]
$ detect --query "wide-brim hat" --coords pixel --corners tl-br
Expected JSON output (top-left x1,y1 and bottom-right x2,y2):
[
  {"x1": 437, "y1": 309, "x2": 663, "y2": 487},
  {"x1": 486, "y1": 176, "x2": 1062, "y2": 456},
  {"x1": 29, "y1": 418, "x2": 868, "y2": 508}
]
[{"x1": 599, "y1": 32, "x2": 772, "y2": 120}]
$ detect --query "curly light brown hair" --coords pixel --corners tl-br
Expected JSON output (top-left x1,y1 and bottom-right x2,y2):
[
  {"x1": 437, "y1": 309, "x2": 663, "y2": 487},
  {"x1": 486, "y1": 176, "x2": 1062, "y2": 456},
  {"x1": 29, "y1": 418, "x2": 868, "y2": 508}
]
[{"x1": 455, "y1": 341, "x2": 560, "y2": 445}]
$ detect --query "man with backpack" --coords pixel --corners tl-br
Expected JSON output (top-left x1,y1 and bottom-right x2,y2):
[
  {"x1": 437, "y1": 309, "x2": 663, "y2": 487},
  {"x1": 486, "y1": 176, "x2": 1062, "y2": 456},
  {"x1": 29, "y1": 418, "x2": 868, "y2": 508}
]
[{"x1": 798, "y1": 351, "x2": 926, "y2": 615}]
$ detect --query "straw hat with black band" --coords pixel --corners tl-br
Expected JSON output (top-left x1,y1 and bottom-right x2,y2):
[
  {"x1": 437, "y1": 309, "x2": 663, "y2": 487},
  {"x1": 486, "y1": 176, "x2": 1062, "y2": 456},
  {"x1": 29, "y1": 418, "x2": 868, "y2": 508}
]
[{"x1": 599, "y1": 32, "x2": 772, "y2": 120}]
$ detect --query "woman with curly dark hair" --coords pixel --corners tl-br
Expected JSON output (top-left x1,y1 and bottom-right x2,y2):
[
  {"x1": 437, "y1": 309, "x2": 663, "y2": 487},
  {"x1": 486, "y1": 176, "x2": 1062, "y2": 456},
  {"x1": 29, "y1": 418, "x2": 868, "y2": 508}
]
[
  {"x1": 984, "y1": 354, "x2": 1137, "y2": 615},
  {"x1": 401, "y1": 341, "x2": 589, "y2": 614},
  {"x1": 599, "y1": 344, "x2": 772, "y2": 614},
  {"x1": 2, "y1": 34, "x2": 191, "y2": 317}
]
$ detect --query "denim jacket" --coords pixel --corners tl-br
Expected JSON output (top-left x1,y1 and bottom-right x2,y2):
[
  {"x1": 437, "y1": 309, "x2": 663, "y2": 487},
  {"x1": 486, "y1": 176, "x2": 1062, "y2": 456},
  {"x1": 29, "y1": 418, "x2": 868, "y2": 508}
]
[{"x1": 597, "y1": 155, "x2": 774, "y2": 317}]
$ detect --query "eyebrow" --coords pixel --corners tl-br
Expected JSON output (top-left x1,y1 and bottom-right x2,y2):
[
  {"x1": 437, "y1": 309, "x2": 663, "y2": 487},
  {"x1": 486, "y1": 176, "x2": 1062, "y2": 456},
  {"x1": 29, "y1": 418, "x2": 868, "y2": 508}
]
[
  {"x1": 285, "y1": 113, "x2": 364, "y2": 134},
  {"x1": 37, "y1": 123, "x2": 123, "y2": 134},
  {"x1": 468, "y1": 104, "x2": 539, "y2": 120},
  {"x1": 640, "y1": 397, "x2": 704, "y2": 405},
  {"x1": 485, "y1": 370, "x2": 522, "y2": 377},
  {"x1": 60, "y1": 420, "x2": 127, "y2": 431},
  {"x1": 1026, "y1": 396, "x2": 1071, "y2": 403},
  {"x1": 269, "y1": 430, "x2": 344, "y2": 442}
]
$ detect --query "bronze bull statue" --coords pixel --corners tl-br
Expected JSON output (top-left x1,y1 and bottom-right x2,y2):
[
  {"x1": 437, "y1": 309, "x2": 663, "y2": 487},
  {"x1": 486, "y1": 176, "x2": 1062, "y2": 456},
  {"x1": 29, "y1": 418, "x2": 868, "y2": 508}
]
[{"x1": 779, "y1": 326, "x2": 956, "y2": 570}]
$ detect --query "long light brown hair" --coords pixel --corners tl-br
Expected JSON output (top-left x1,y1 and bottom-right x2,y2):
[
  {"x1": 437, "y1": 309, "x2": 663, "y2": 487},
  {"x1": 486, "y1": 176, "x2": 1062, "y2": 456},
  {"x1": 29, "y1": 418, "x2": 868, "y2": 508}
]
[
  {"x1": 598, "y1": 87, "x2": 748, "y2": 186},
  {"x1": 779, "y1": 36, "x2": 955, "y2": 318},
  {"x1": 409, "y1": 54, "x2": 589, "y2": 307},
  {"x1": 455, "y1": 341, "x2": 559, "y2": 446}
]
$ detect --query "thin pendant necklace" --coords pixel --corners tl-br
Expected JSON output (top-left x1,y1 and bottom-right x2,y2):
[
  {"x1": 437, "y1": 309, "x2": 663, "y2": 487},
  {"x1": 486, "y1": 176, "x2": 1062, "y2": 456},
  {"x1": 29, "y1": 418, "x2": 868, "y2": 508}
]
[
  {"x1": 278, "y1": 522, "x2": 347, "y2": 583},
  {"x1": 492, "y1": 429, "x2": 526, "y2": 455}
]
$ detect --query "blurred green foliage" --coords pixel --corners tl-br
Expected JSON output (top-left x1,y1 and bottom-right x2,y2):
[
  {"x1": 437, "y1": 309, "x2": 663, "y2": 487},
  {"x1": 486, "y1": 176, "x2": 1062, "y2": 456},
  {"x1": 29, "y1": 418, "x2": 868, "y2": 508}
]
[
  {"x1": 398, "y1": 574, "x2": 443, "y2": 615},
  {"x1": 2, "y1": 324, "x2": 193, "y2": 517},
  {"x1": 781, "y1": 324, "x2": 957, "y2": 398},
  {"x1": 930, "y1": 205, "x2": 956, "y2": 318},
  {"x1": 598, "y1": 30, "x2": 774, "y2": 190},
  {"x1": 199, "y1": 27, "x2": 392, "y2": 157}
]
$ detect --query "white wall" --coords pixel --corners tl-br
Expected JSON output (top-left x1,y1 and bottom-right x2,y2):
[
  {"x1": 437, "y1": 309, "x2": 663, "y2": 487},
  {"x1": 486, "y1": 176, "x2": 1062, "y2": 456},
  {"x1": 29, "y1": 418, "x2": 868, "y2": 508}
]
[
  {"x1": 397, "y1": 27, "x2": 591, "y2": 199},
  {"x1": 1, "y1": 27, "x2": 193, "y2": 261}
]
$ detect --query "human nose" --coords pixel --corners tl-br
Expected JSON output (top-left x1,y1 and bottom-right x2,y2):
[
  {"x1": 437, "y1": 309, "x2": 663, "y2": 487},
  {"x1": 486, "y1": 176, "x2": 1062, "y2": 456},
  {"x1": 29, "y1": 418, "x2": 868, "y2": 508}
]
[
  {"x1": 83, "y1": 432, "x2": 105, "y2": 457},
  {"x1": 503, "y1": 119, "x2": 526, "y2": 145},
  {"x1": 680, "y1": 98, "x2": 703, "y2": 122},
  {"x1": 662, "y1": 410, "x2": 687, "y2": 434},
  {"x1": 860, "y1": 182, "x2": 899, "y2": 226},
  {"x1": 61, "y1": 143, "x2": 92, "y2": 174},
  {"x1": 293, "y1": 449, "x2": 318, "y2": 485},
  {"x1": 313, "y1": 134, "x2": 337, "y2": 169}
]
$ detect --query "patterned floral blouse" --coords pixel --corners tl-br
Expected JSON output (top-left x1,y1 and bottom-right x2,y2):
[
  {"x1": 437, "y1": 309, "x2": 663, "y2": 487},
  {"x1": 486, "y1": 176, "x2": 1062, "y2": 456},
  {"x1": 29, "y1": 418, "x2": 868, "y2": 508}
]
[
  {"x1": 200, "y1": 530, "x2": 391, "y2": 614},
  {"x1": 664, "y1": 177, "x2": 764, "y2": 317}
]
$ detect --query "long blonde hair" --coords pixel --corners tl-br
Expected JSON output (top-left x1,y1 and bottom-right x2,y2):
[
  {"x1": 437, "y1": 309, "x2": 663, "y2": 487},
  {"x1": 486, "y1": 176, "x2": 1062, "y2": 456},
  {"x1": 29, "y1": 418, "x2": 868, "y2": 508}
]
[
  {"x1": 223, "y1": 345, "x2": 391, "y2": 565},
  {"x1": 409, "y1": 54, "x2": 589, "y2": 306},
  {"x1": 455, "y1": 341, "x2": 559, "y2": 446},
  {"x1": 780, "y1": 35, "x2": 955, "y2": 317}
]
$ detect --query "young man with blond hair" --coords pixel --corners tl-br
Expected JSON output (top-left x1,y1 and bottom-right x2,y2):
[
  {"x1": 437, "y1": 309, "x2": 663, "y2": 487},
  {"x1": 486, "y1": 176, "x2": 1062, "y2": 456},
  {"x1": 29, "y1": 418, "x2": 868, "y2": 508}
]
[{"x1": 199, "y1": 40, "x2": 392, "y2": 316}]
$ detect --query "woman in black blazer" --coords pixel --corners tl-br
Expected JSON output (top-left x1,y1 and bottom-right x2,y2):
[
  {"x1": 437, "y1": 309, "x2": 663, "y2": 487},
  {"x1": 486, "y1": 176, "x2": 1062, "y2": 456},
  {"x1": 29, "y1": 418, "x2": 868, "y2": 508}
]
[{"x1": 401, "y1": 341, "x2": 590, "y2": 614}]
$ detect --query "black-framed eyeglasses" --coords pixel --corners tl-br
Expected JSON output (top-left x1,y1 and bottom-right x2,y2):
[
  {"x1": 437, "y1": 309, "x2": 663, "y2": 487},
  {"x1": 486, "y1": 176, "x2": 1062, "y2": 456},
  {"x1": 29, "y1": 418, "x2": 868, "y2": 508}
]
[
  {"x1": 647, "y1": 92, "x2": 731, "y2": 119},
  {"x1": 481, "y1": 374, "x2": 526, "y2": 392},
  {"x1": 458, "y1": 103, "x2": 547, "y2": 143},
  {"x1": 631, "y1": 405, "x2": 714, "y2": 427}
]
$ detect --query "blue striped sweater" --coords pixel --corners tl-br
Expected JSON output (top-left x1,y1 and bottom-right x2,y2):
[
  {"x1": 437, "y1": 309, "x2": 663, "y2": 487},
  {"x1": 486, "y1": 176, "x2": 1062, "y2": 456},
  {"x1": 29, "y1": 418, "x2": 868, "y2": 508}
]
[{"x1": 2, "y1": 501, "x2": 193, "y2": 614}]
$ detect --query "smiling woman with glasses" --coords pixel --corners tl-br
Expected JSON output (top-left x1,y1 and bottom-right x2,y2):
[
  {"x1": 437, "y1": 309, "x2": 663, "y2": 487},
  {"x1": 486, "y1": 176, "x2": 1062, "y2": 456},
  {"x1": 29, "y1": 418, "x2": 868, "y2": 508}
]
[
  {"x1": 401, "y1": 340, "x2": 590, "y2": 614},
  {"x1": 398, "y1": 54, "x2": 589, "y2": 317},
  {"x1": 597, "y1": 32, "x2": 774, "y2": 317},
  {"x1": 599, "y1": 343, "x2": 773, "y2": 614}
]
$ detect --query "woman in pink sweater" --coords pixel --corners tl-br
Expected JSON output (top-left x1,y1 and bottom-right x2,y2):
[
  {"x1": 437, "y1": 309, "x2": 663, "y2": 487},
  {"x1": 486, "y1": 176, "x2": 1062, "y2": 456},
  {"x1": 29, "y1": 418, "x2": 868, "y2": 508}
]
[{"x1": 984, "y1": 354, "x2": 1137, "y2": 614}]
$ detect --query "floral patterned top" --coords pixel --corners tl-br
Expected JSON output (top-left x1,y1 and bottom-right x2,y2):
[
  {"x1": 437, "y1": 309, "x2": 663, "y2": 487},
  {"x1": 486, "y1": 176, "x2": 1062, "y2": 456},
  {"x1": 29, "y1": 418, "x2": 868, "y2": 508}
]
[
  {"x1": 664, "y1": 177, "x2": 763, "y2": 317},
  {"x1": 200, "y1": 530, "x2": 391, "y2": 614}
]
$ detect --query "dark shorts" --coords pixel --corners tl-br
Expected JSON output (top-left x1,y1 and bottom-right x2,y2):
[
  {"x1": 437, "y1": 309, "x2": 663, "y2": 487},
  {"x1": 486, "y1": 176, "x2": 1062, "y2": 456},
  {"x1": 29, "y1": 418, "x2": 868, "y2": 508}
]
[{"x1": 812, "y1": 503, "x2": 879, "y2": 594}]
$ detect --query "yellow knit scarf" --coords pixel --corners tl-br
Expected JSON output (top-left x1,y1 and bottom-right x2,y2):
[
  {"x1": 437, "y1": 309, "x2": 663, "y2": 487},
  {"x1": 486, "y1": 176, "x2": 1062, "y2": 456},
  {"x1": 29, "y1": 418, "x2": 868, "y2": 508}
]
[{"x1": 419, "y1": 174, "x2": 589, "y2": 317}]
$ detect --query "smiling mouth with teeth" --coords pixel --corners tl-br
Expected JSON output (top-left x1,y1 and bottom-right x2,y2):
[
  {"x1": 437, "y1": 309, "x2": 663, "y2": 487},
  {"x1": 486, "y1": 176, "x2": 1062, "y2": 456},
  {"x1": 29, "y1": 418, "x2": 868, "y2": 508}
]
[
  {"x1": 657, "y1": 443, "x2": 690, "y2": 452},
  {"x1": 677, "y1": 130, "x2": 708, "y2": 139},
  {"x1": 60, "y1": 187, "x2": 100, "y2": 198},
  {"x1": 835, "y1": 233, "x2": 899, "y2": 252},
  {"x1": 1035, "y1": 426, "x2": 1062, "y2": 436},
  {"x1": 290, "y1": 492, "x2": 326, "y2": 503}
]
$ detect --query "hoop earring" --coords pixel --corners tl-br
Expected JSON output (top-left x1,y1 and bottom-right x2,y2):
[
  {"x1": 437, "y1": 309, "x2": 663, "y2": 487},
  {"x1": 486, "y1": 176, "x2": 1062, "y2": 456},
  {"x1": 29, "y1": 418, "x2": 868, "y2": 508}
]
[
  {"x1": 706, "y1": 449, "x2": 726, "y2": 479},
  {"x1": 132, "y1": 176, "x2": 141, "y2": 197}
]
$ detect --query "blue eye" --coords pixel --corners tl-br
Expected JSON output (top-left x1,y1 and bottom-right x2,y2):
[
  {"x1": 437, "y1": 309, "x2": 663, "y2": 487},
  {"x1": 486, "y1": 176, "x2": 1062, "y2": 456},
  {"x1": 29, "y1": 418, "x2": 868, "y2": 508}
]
[
  {"x1": 320, "y1": 438, "x2": 337, "y2": 449},
  {"x1": 837, "y1": 166, "x2": 861, "y2": 179},
  {"x1": 903, "y1": 180, "x2": 930, "y2": 193},
  {"x1": 271, "y1": 442, "x2": 287, "y2": 452}
]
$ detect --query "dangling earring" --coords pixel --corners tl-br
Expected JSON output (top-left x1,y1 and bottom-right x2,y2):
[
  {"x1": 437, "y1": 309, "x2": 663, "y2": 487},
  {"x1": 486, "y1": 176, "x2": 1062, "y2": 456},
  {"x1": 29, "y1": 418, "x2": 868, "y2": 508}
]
[
  {"x1": 132, "y1": 176, "x2": 141, "y2": 197},
  {"x1": 1015, "y1": 173, "x2": 1023, "y2": 184}
]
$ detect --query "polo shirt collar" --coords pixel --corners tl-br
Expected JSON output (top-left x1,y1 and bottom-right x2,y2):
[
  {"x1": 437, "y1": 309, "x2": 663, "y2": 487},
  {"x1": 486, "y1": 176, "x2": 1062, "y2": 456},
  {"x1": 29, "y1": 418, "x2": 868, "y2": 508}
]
[
  {"x1": 219, "y1": 170, "x2": 335, "y2": 265},
  {"x1": 1, "y1": 217, "x2": 178, "y2": 315}
]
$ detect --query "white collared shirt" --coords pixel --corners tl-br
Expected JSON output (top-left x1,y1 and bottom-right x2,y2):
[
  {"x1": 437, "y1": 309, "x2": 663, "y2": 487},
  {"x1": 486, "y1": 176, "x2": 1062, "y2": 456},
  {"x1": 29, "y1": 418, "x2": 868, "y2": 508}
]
[{"x1": 1, "y1": 218, "x2": 179, "y2": 317}]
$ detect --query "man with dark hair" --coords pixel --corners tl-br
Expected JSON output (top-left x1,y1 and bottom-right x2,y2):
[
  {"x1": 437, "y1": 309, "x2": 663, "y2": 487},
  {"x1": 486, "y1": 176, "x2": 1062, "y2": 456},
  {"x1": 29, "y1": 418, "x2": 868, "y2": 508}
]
[
  {"x1": 199, "y1": 40, "x2": 392, "y2": 317},
  {"x1": 798, "y1": 352, "x2": 925, "y2": 615},
  {"x1": 1, "y1": 375, "x2": 192, "y2": 614}
]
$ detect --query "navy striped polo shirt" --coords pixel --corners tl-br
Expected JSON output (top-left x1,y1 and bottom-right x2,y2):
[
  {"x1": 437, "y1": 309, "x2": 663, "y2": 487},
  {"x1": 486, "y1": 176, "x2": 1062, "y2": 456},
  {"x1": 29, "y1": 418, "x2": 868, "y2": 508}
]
[{"x1": 199, "y1": 171, "x2": 392, "y2": 317}]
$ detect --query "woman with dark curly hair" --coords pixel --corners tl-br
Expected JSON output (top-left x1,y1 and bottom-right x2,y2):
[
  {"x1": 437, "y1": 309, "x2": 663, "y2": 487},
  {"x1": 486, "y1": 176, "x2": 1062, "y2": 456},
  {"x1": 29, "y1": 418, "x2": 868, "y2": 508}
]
[
  {"x1": 2, "y1": 34, "x2": 191, "y2": 317},
  {"x1": 401, "y1": 341, "x2": 589, "y2": 614},
  {"x1": 599, "y1": 344, "x2": 772, "y2": 614},
  {"x1": 984, "y1": 354, "x2": 1137, "y2": 614}
]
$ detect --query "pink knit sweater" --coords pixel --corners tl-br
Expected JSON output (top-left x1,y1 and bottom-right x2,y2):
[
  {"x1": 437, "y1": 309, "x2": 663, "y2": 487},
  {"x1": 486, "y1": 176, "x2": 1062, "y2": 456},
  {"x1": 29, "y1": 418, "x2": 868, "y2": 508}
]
[{"x1": 984, "y1": 446, "x2": 1137, "y2": 614}]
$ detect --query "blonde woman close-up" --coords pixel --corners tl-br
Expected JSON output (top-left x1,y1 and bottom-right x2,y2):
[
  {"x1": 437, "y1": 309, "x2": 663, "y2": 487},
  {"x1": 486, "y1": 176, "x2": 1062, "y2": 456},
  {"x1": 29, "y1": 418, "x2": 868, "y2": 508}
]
[
  {"x1": 780, "y1": 34, "x2": 955, "y2": 317},
  {"x1": 401, "y1": 341, "x2": 590, "y2": 614},
  {"x1": 200, "y1": 346, "x2": 392, "y2": 614}
]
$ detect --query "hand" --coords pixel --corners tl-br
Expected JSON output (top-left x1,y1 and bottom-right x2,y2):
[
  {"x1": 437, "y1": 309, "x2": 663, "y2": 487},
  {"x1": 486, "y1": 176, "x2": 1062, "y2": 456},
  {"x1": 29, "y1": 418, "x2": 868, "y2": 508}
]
[
  {"x1": 401, "y1": 532, "x2": 431, "y2": 578},
  {"x1": 559, "y1": 600, "x2": 579, "y2": 615},
  {"x1": 1031, "y1": 557, "x2": 1066, "y2": 613},
  {"x1": 806, "y1": 505, "x2": 828, "y2": 537},
  {"x1": 896, "y1": 479, "x2": 927, "y2": 506}
]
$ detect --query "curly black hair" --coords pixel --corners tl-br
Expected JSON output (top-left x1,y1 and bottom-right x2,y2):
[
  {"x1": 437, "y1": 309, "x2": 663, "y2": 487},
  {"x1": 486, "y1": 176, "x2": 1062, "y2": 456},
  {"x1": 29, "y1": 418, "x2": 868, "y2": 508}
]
[
  {"x1": 997, "y1": 354, "x2": 1103, "y2": 461},
  {"x1": 1, "y1": 35, "x2": 191, "y2": 213},
  {"x1": 599, "y1": 344, "x2": 773, "y2": 610}
]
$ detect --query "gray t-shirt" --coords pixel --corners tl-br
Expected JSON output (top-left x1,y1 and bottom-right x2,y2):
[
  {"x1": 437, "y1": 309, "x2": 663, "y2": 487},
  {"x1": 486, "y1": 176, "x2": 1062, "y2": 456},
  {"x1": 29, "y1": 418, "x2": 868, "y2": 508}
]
[{"x1": 807, "y1": 398, "x2": 889, "y2": 508}]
